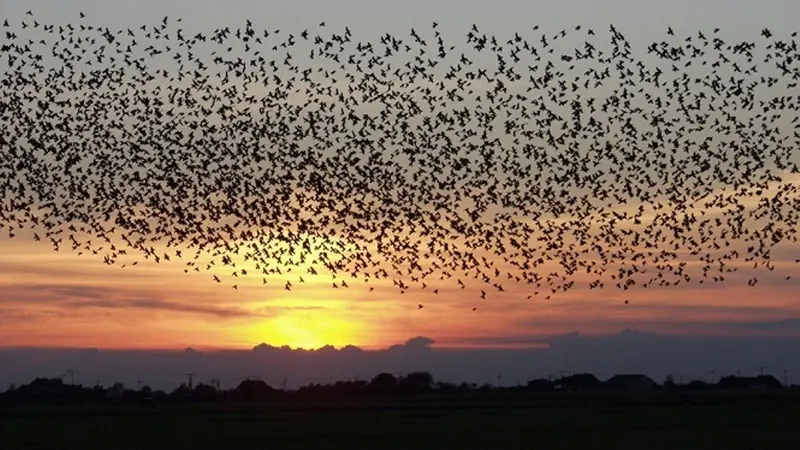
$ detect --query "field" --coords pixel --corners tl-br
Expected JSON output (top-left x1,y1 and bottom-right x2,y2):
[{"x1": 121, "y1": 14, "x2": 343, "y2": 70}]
[{"x1": 3, "y1": 392, "x2": 800, "y2": 449}]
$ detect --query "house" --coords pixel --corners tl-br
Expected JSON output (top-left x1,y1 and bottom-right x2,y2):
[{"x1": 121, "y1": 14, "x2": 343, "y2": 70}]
[
  {"x1": 105, "y1": 382, "x2": 125, "y2": 399},
  {"x1": 553, "y1": 373, "x2": 600, "y2": 391},
  {"x1": 716, "y1": 375, "x2": 782, "y2": 390},
  {"x1": 605, "y1": 374, "x2": 657, "y2": 392}
]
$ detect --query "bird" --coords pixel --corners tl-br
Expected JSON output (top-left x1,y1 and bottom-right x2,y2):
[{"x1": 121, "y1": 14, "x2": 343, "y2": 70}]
[{"x1": 0, "y1": 16, "x2": 796, "y2": 316}]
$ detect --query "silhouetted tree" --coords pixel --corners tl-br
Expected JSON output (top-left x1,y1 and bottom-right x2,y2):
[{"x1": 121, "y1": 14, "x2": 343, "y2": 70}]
[
  {"x1": 686, "y1": 380, "x2": 709, "y2": 390},
  {"x1": 172, "y1": 383, "x2": 192, "y2": 397},
  {"x1": 399, "y1": 371, "x2": 433, "y2": 394},
  {"x1": 526, "y1": 378, "x2": 554, "y2": 392},
  {"x1": 192, "y1": 383, "x2": 217, "y2": 401},
  {"x1": 332, "y1": 380, "x2": 368, "y2": 396},
  {"x1": 436, "y1": 381, "x2": 459, "y2": 392},
  {"x1": 234, "y1": 379, "x2": 275, "y2": 400},
  {"x1": 663, "y1": 374, "x2": 677, "y2": 391},
  {"x1": 139, "y1": 385, "x2": 153, "y2": 397},
  {"x1": 368, "y1": 372, "x2": 399, "y2": 394}
]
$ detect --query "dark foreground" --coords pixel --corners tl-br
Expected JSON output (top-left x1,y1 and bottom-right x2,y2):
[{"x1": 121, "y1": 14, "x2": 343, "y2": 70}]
[{"x1": 4, "y1": 392, "x2": 799, "y2": 450}]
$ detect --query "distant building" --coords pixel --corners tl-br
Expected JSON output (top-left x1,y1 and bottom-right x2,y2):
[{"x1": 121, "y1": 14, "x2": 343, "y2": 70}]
[
  {"x1": 605, "y1": 374, "x2": 657, "y2": 392},
  {"x1": 717, "y1": 375, "x2": 782, "y2": 390},
  {"x1": 106, "y1": 382, "x2": 125, "y2": 399},
  {"x1": 553, "y1": 373, "x2": 600, "y2": 391}
]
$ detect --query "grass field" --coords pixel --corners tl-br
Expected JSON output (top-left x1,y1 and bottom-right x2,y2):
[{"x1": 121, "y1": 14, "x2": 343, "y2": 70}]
[{"x1": 3, "y1": 393, "x2": 799, "y2": 449}]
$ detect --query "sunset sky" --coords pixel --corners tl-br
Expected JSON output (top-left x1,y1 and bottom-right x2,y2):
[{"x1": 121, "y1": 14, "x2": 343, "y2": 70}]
[
  {"x1": 2, "y1": 0, "x2": 799, "y2": 353},
  {"x1": 1, "y1": 220, "x2": 798, "y2": 351}
]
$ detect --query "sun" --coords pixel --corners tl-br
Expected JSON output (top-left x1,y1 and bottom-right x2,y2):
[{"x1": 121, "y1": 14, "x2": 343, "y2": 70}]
[{"x1": 251, "y1": 314, "x2": 361, "y2": 350}]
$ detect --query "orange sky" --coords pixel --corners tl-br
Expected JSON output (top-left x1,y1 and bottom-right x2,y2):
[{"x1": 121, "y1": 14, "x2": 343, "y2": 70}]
[
  {"x1": 3, "y1": 3, "x2": 799, "y2": 351},
  {"x1": 1, "y1": 222, "x2": 798, "y2": 350}
]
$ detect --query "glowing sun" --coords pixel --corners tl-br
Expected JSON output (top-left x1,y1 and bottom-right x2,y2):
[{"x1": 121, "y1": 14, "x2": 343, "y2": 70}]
[{"x1": 254, "y1": 314, "x2": 361, "y2": 350}]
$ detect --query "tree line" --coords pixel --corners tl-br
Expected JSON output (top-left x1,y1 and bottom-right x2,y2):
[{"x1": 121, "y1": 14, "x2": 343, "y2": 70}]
[{"x1": 2, "y1": 371, "x2": 794, "y2": 406}]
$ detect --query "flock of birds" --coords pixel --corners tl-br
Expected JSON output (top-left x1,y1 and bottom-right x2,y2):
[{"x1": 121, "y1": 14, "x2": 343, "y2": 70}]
[{"x1": 1, "y1": 11, "x2": 799, "y2": 309}]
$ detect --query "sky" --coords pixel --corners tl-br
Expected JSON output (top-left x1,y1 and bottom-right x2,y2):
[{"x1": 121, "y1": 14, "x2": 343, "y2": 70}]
[{"x1": 1, "y1": 0, "x2": 799, "y2": 380}]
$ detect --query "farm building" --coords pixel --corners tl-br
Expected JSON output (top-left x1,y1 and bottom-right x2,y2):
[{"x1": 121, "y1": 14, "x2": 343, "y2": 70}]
[{"x1": 605, "y1": 374, "x2": 657, "y2": 392}]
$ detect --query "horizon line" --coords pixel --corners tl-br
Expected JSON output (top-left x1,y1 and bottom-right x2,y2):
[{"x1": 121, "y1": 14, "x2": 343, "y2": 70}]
[{"x1": 5, "y1": 328, "x2": 800, "y2": 352}]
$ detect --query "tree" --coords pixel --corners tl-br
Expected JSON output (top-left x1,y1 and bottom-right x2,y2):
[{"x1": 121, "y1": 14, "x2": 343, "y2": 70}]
[
  {"x1": 172, "y1": 383, "x2": 192, "y2": 396},
  {"x1": 526, "y1": 378, "x2": 554, "y2": 392},
  {"x1": 399, "y1": 371, "x2": 433, "y2": 394},
  {"x1": 368, "y1": 372, "x2": 398, "y2": 394},
  {"x1": 436, "y1": 381, "x2": 458, "y2": 392},
  {"x1": 663, "y1": 374, "x2": 676, "y2": 390},
  {"x1": 234, "y1": 379, "x2": 275, "y2": 400},
  {"x1": 192, "y1": 383, "x2": 217, "y2": 401}
]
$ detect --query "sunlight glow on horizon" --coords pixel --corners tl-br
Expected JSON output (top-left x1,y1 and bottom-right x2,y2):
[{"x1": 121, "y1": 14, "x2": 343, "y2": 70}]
[{"x1": 1, "y1": 227, "x2": 799, "y2": 350}]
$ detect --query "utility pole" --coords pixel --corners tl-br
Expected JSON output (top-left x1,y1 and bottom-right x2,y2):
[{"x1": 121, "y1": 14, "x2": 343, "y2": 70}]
[
  {"x1": 184, "y1": 373, "x2": 197, "y2": 390},
  {"x1": 496, "y1": 372, "x2": 502, "y2": 388},
  {"x1": 281, "y1": 374, "x2": 287, "y2": 391},
  {"x1": 64, "y1": 369, "x2": 79, "y2": 386},
  {"x1": 757, "y1": 366, "x2": 768, "y2": 376},
  {"x1": 137, "y1": 377, "x2": 142, "y2": 391}
]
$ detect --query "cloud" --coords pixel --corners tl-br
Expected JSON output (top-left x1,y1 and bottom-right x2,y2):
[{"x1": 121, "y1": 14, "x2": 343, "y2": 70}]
[
  {"x1": 387, "y1": 336, "x2": 435, "y2": 351},
  {"x1": 434, "y1": 334, "x2": 550, "y2": 348},
  {"x1": 733, "y1": 318, "x2": 800, "y2": 331},
  {"x1": 0, "y1": 283, "x2": 120, "y2": 304},
  {"x1": 62, "y1": 297, "x2": 265, "y2": 319},
  {"x1": 0, "y1": 281, "x2": 325, "y2": 319},
  {"x1": 0, "y1": 260, "x2": 152, "y2": 280},
  {"x1": 51, "y1": 285, "x2": 111, "y2": 299},
  {"x1": 0, "y1": 282, "x2": 271, "y2": 319},
  {"x1": 257, "y1": 305, "x2": 326, "y2": 315},
  {"x1": 0, "y1": 308, "x2": 65, "y2": 321}
]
